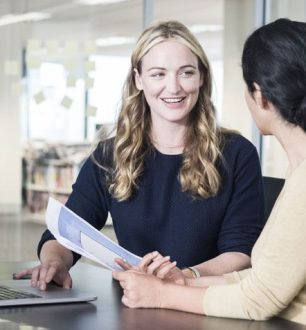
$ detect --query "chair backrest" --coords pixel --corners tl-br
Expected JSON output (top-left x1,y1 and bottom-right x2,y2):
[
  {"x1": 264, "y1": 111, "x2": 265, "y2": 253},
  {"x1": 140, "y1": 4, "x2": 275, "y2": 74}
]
[{"x1": 262, "y1": 176, "x2": 285, "y2": 221}]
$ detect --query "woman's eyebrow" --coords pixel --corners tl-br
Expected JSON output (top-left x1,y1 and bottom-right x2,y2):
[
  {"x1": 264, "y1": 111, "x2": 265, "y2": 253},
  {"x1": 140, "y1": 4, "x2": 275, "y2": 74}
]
[
  {"x1": 180, "y1": 65, "x2": 197, "y2": 69},
  {"x1": 147, "y1": 64, "x2": 197, "y2": 72},
  {"x1": 147, "y1": 66, "x2": 166, "y2": 71}
]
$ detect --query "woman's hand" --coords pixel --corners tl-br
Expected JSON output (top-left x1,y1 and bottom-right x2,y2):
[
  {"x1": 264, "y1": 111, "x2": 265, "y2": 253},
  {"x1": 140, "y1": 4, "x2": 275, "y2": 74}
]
[
  {"x1": 113, "y1": 270, "x2": 207, "y2": 314},
  {"x1": 14, "y1": 259, "x2": 72, "y2": 291},
  {"x1": 113, "y1": 270, "x2": 163, "y2": 308},
  {"x1": 115, "y1": 251, "x2": 170, "y2": 272},
  {"x1": 116, "y1": 251, "x2": 187, "y2": 285}
]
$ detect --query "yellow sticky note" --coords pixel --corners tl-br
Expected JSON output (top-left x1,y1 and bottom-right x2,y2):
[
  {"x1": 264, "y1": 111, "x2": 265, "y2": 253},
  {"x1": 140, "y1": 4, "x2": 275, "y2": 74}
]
[
  {"x1": 63, "y1": 59, "x2": 77, "y2": 72},
  {"x1": 33, "y1": 91, "x2": 46, "y2": 104},
  {"x1": 84, "y1": 60, "x2": 95, "y2": 72},
  {"x1": 61, "y1": 96, "x2": 73, "y2": 109},
  {"x1": 67, "y1": 75, "x2": 77, "y2": 87},
  {"x1": 64, "y1": 41, "x2": 78, "y2": 53},
  {"x1": 27, "y1": 39, "x2": 41, "y2": 52},
  {"x1": 4, "y1": 60, "x2": 20, "y2": 76},
  {"x1": 11, "y1": 82, "x2": 23, "y2": 95},
  {"x1": 83, "y1": 41, "x2": 97, "y2": 55},
  {"x1": 87, "y1": 105, "x2": 98, "y2": 117},
  {"x1": 26, "y1": 57, "x2": 41, "y2": 69},
  {"x1": 45, "y1": 40, "x2": 59, "y2": 53},
  {"x1": 85, "y1": 77, "x2": 94, "y2": 89}
]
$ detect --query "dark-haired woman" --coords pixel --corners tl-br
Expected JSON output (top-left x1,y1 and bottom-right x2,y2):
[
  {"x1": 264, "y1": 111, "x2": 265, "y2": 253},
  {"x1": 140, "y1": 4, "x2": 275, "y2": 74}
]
[{"x1": 113, "y1": 18, "x2": 306, "y2": 325}]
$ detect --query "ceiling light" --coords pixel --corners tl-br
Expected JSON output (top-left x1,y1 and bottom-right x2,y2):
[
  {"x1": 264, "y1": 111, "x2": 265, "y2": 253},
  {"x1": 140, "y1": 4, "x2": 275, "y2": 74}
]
[
  {"x1": 96, "y1": 36, "x2": 136, "y2": 47},
  {"x1": 0, "y1": 12, "x2": 51, "y2": 27},
  {"x1": 77, "y1": 0, "x2": 127, "y2": 5},
  {"x1": 189, "y1": 24, "x2": 223, "y2": 34}
]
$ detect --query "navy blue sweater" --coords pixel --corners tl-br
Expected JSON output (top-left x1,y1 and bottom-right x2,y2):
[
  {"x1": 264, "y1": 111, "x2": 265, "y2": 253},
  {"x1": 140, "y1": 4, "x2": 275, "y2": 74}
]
[{"x1": 38, "y1": 134, "x2": 264, "y2": 268}]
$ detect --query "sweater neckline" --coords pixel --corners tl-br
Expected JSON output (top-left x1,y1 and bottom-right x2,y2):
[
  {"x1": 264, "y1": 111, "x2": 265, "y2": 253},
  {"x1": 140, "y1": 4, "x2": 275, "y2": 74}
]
[{"x1": 154, "y1": 147, "x2": 183, "y2": 158}]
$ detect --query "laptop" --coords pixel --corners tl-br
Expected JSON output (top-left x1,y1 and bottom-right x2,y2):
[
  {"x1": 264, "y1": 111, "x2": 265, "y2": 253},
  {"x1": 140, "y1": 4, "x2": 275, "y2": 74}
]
[{"x1": 0, "y1": 278, "x2": 97, "y2": 307}]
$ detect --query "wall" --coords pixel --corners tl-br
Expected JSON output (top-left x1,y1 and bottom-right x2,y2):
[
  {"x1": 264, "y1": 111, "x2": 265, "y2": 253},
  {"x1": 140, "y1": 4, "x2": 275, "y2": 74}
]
[{"x1": 0, "y1": 23, "x2": 22, "y2": 212}]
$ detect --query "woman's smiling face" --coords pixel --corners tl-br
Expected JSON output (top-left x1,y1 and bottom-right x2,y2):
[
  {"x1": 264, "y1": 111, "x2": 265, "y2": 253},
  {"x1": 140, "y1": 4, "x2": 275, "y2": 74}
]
[{"x1": 134, "y1": 39, "x2": 203, "y2": 126}]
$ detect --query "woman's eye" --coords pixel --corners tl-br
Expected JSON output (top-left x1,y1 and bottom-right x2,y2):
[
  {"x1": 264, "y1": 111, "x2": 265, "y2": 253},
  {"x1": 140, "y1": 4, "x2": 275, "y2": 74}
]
[
  {"x1": 151, "y1": 72, "x2": 164, "y2": 78},
  {"x1": 180, "y1": 70, "x2": 195, "y2": 77}
]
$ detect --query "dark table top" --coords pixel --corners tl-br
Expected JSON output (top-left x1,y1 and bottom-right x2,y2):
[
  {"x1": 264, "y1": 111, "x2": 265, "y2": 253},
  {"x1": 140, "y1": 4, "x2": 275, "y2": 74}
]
[{"x1": 0, "y1": 261, "x2": 304, "y2": 330}]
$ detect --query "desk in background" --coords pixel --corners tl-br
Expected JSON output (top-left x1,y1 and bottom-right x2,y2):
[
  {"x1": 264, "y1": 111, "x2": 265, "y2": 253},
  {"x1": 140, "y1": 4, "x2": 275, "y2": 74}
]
[{"x1": 0, "y1": 262, "x2": 304, "y2": 330}]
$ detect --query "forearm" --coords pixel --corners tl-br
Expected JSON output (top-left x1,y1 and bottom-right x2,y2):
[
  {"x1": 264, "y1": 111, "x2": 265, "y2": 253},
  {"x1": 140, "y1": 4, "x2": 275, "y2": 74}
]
[
  {"x1": 191, "y1": 252, "x2": 250, "y2": 277},
  {"x1": 40, "y1": 240, "x2": 74, "y2": 269},
  {"x1": 161, "y1": 282, "x2": 206, "y2": 314},
  {"x1": 186, "y1": 275, "x2": 226, "y2": 287}
]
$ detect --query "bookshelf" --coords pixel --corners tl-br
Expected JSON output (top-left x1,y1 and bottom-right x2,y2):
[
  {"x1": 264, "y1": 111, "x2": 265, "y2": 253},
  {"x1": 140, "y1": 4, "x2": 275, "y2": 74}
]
[{"x1": 23, "y1": 141, "x2": 91, "y2": 224}]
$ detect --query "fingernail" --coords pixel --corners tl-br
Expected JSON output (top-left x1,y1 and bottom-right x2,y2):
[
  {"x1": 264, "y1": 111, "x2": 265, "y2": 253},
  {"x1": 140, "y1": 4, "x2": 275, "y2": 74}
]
[
  {"x1": 172, "y1": 261, "x2": 177, "y2": 265},
  {"x1": 164, "y1": 256, "x2": 170, "y2": 259}
]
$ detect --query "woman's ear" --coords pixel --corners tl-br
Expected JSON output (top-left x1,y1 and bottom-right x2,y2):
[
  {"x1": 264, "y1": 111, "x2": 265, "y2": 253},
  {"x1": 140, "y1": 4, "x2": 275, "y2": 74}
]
[
  {"x1": 253, "y1": 82, "x2": 269, "y2": 110},
  {"x1": 134, "y1": 68, "x2": 143, "y2": 91}
]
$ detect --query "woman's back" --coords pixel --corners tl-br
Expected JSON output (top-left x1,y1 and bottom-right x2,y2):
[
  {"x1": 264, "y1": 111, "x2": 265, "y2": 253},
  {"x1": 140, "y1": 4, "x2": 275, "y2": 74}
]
[{"x1": 204, "y1": 159, "x2": 306, "y2": 323}]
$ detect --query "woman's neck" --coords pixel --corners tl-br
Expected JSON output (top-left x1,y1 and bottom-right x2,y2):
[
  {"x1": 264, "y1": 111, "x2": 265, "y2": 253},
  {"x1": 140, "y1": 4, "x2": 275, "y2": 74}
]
[
  {"x1": 273, "y1": 122, "x2": 306, "y2": 172},
  {"x1": 150, "y1": 121, "x2": 186, "y2": 155}
]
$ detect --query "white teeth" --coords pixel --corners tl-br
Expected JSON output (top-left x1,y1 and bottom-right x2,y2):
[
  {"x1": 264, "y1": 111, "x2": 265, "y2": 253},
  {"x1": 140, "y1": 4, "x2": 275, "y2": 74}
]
[{"x1": 162, "y1": 97, "x2": 184, "y2": 103}]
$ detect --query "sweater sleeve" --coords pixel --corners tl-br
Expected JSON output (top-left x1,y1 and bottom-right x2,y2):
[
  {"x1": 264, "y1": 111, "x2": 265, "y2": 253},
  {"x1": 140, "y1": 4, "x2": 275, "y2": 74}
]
[
  {"x1": 217, "y1": 137, "x2": 265, "y2": 256},
  {"x1": 223, "y1": 268, "x2": 251, "y2": 284},
  {"x1": 37, "y1": 142, "x2": 111, "y2": 265},
  {"x1": 203, "y1": 166, "x2": 306, "y2": 320}
]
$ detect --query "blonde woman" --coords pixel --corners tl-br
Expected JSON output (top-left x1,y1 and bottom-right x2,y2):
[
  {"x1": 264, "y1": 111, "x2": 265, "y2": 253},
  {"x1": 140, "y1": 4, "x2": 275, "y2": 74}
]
[
  {"x1": 17, "y1": 21, "x2": 264, "y2": 290},
  {"x1": 113, "y1": 19, "x2": 306, "y2": 325}
]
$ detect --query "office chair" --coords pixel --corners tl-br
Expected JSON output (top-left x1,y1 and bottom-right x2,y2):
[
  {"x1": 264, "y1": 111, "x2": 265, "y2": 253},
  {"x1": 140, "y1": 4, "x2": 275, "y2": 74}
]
[{"x1": 262, "y1": 176, "x2": 285, "y2": 221}]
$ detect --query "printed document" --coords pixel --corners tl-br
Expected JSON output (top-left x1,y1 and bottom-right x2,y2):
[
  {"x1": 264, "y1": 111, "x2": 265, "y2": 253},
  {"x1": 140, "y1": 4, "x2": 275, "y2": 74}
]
[{"x1": 46, "y1": 197, "x2": 141, "y2": 271}]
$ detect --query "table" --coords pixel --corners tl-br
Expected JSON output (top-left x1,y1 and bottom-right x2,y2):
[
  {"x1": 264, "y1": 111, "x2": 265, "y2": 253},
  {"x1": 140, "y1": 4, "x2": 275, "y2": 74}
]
[{"x1": 0, "y1": 261, "x2": 304, "y2": 330}]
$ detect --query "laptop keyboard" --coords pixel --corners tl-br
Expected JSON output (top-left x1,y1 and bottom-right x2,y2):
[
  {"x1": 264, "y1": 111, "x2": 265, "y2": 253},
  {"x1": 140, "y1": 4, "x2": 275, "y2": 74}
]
[{"x1": 0, "y1": 285, "x2": 42, "y2": 300}]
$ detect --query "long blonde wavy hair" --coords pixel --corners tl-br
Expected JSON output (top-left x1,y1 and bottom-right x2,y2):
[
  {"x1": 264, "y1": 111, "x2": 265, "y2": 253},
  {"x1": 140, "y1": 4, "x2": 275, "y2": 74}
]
[{"x1": 100, "y1": 20, "x2": 227, "y2": 201}]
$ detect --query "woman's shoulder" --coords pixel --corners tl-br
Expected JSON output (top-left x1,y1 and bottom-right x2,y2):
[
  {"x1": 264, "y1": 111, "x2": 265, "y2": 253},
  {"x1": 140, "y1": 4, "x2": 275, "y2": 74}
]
[
  {"x1": 91, "y1": 137, "x2": 115, "y2": 165},
  {"x1": 221, "y1": 130, "x2": 257, "y2": 155},
  {"x1": 285, "y1": 159, "x2": 306, "y2": 192}
]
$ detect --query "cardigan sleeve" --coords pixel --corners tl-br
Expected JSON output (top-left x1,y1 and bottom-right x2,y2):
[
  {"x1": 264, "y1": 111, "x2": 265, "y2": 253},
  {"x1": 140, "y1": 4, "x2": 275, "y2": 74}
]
[
  {"x1": 223, "y1": 268, "x2": 251, "y2": 284},
  {"x1": 203, "y1": 165, "x2": 306, "y2": 320}
]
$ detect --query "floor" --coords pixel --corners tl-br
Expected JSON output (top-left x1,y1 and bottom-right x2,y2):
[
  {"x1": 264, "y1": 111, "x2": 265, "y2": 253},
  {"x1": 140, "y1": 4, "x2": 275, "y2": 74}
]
[{"x1": 0, "y1": 212, "x2": 117, "y2": 263}]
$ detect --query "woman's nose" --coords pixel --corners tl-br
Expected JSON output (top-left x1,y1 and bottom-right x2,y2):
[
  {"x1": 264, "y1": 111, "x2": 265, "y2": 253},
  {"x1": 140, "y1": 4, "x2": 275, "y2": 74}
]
[{"x1": 166, "y1": 74, "x2": 181, "y2": 94}]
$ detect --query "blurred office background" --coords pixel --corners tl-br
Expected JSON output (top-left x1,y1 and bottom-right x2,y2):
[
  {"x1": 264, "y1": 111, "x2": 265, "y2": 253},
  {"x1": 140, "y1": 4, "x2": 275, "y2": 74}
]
[{"x1": 0, "y1": 0, "x2": 305, "y2": 261}]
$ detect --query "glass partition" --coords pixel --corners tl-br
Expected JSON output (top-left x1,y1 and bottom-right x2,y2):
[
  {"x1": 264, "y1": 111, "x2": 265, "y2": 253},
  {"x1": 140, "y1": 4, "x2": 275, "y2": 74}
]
[{"x1": 21, "y1": 0, "x2": 143, "y2": 142}]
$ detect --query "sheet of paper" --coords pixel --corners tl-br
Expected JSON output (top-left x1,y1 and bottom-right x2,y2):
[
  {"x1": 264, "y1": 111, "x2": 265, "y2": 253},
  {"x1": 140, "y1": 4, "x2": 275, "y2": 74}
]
[{"x1": 46, "y1": 197, "x2": 141, "y2": 271}]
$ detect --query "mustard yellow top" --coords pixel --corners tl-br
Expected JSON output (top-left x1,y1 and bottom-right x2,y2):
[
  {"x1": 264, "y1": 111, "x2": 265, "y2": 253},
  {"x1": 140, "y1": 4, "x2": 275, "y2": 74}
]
[{"x1": 203, "y1": 160, "x2": 306, "y2": 325}]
